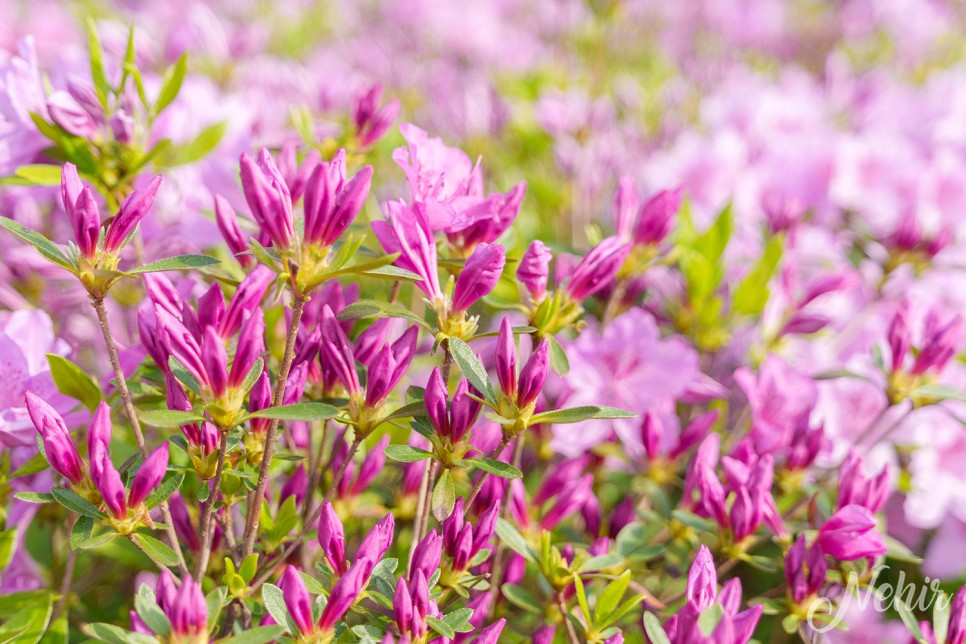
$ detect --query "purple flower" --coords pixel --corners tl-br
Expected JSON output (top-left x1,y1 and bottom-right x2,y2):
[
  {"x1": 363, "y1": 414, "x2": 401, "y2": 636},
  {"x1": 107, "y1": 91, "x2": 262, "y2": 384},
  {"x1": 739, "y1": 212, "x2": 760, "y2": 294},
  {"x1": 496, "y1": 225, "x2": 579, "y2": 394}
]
[
  {"x1": 60, "y1": 164, "x2": 100, "y2": 259},
  {"x1": 166, "y1": 577, "x2": 207, "y2": 638},
  {"x1": 394, "y1": 575, "x2": 414, "y2": 635},
  {"x1": 103, "y1": 175, "x2": 163, "y2": 254},
  {"x1": 837, "y1": 451, "x2": 891, "y2": 513},
  {"x1": 364, "y1": 326, "x2": 417, "y2": 408},
  {"x1": 24, "y1": 392, "x2": 84, "y2": 484},
  {"x1": 948, "y1": 586, "x2": 966, "y2": 644},
  {"x1": 319, "y1": 305, "x2": 361, "y2": 396},
  {"x1": 452, "y1": 242, "x2": 506, "y2": 313},
  {"x1": 495, "y1": 317, "x2": 517, "y2": 398},
  {"x1": 303, "y1": 150, "x2": 373, "y2": 247},
  {"x1": 318, "y1": 560, "x2": 368, "y2": 633},
  {"x1": 516, "y1": 339, "x2": 549, "y2": 409},
  {"x1": 516, "y1": 240, "x2": 551, "y2": 301},
  {"x1": 409, "y1": 530, "x2": 442, "y2": 582},
  {"x1": 213, "y1": 195, "x2": 253, "y2": 268},
  {"x1": 277, "y1": 141, "x2": 321, "y2": 203},
  {"x1": 815, "y1": 505, "x2": 887, "y2": 561},
  {"x1": 355, "y1": 513, "x2": 395, "y2": 578},
  {"x1": 784, "y1": 535, "x2": 826, "y2": 604},
  {"x1": 47, "y1": 91, "x2": 97, "y2": 138},
  {"x1": 634, "y1": 188, "x2": 682, "y2": 246},
  {"x1": 280, "y1": 565, "x2": 315, "y2": 636},
  {"x1": 372, "y1": 201, "x2": 443, "y2": 302},
  {"x1": 127, "y1": 443, "x2": 169, "y2": 508},
  {"x1": 239, "y1": 148, "x2": 294, "y2": 249},
  {"x1": 200, "y1": 326, "x2": 228, "y2": 397},
  {"x1": 565, "y1": 236, "x2": 630, "y2": 301},
  {"x1": 227, "y1": 308, "x2": 265, "y2": 389},
  {"x1": 353, "y1": 84, "x2": 400, "y2": 149},
  {"x1": 318, "y1": 502, "x2": 348, "y2": 575}
]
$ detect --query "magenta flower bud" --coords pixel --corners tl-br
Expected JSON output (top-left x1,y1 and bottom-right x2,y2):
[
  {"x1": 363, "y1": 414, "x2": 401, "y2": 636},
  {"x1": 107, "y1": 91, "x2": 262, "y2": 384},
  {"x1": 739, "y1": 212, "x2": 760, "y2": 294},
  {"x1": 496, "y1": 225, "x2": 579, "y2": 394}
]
[
  {"x1": 353, "y1": 84, "x2": 400, "y2": 148},
  {"x1": 318, "y1": 560, "x2": 367, "y2": 632},
  {"x1": 91, "y1": 449, "x2": 126, "y2": 520},
  {"x1": 451, "y1": 524, "x2": 474, "y2": 570},
  {"x1": 129, "y1": 610, "x2": 150, "y2": 635},
  {"x1": 86, "y1": 401, "x2": 113, "y2": 472},
  {"x1": 201, "y1": 326, "x2": 228, "y2": 397},
  {"x1": 71, "y1": 187, "x2": 101, "y2": 259},
  {"x1": 799, "y1": 274, "x2": 847, "y2": 307},
  {"x1": 324, "y1": 165, "x2": 373, "y2": 246},
  {"x1": 837, "y1": 451, "x2": 891, "y2": 513},
  {"x1": 277, "y1": 141, "x2": 321, "y2": 203},
  {"x1": 409, "y1": 530, "x2": 442, "y2": 582},
  {"x1": 365, "y1": 344, "x2": 396, "y2": 408},
  {"x1": 671, "y1": 410, "x2": 717, "y2": 459},
  {"x1": 372, "y1": 201, "x2": 444, "y2": 301},
  {"x1": 452, "y1": 242, "x2": 505, "y2": 313},
  {"x1": 248, "y1": 370, "x2": 272, "y2": 434},
  {"x1": 687, "y1": 545, "x2": 717, "y2": 611},
  {"x1": 222, "y1": 266, "x2": 272, "y2": 338},
  {"x1": 815, "y1": 505, "x2": 887, "y2": 561},
  {"x1": 613, "y1": 175, "x2": 640, "y2": 240},
  {"x1": 169, "y1": 493, "x2": 201, "y2": 552},
  {"x1": 67, "y1": 76, "x2": 103, "y2": 123},
  {"x1": 197, "y1": 284, "x2": 226, "y2": 336},
  {"x1": 60, "y1": 162, "x2": 84, "y2": 216},
  {"x1": 442, "y1": 498, "x2": 465, "y2": 551},
  {"x1": 318, "y1": 502, "x2": 348, "y2": 575},
  {"x1": 516, "y1": 339, "x2": 549, "y2": 408},
  {"x1": 566, "y1": 236, "x2": 631, "y2": 301},
  {"x1": 449, "y1": 379, "x2": 481, "y2": 443},
  {"x1": 110, "y1": 110, "x2": 134, "y2": 144},
  {"x1": 729, "y1": 487, "x2": 757, "y2": 542},
  {"x1": 214, "y1": 194, "x2": 254, "y2": 268},
  {"x1": 393, "y1": 576, "x2": 413, "y2": 634},
  {"x1": 425, "y1": 367, "x2": 449, "y2": 436},
  {"x1": 948, "y1": 586, "x2": 966, "y2": 644},
  {"x1": 634, "y1": 188, "x2": 681, "y2": 246},
  {"x1": 280, "y1": 565, "x2": 314, "y2": 636},
  {"x1": 472, "y1": 500, "x2": 501, "y2": 554},
  {"x1": 128, "y1": 443, "x2": 169, "y2": 508},
  {"x1": 913, "y1": 314, "x2": 962, "y2": 376},
  {"x1": 517, "y1": 239, "x2": 553, "y2": 302},
  {"x1": 887, "y1": 304, "x2": 910, "y2": 372},
  {"x1": 410, "y1": 570, "x2": 430, "y2": 633},
  {"x1": 780, "y1": 312, "x2": 830, "y2": 336},
  {"x1": 47, "y1": 91, "x2": 98, "y2": 137},
  {"x1": 640, "y1": 411, "x2": 662, "y2": 460},
  {"x1": 355, "y1": 513, "x2": 395, "y2": 576},
  {"x1": 353, "y1": 319, "x2": 391, "y2": 366},
  {"x1": 320, "y1": 305, "x2": 360, "y2": 396},
  {"x1": 279, "y1": 463, "x2": 308, "y2": 506},
  {"x1": 495, "y1": 317, "x2": 517, "y2": 399},
  {"x1": 156, "y1": 569, "x2": 178, "y2": 613},
  {"x1": 474, "y1": 619, "x2": 507, "y2": 644},
  {"x1": 239, "y1": 149, "x2": 294, "y2": 248},
  {"x1": 104, "y1": 175, "x2": 163, "y2": 254},
  {"x1": 167, "y1": 577, "x2": 207, "y2": 637},
  {"x1": 228, "y1": 308, "x2": 265, "y2": 389},
  {"x1": 25, "y1": 392, "x2": 84, "y2": 484}
]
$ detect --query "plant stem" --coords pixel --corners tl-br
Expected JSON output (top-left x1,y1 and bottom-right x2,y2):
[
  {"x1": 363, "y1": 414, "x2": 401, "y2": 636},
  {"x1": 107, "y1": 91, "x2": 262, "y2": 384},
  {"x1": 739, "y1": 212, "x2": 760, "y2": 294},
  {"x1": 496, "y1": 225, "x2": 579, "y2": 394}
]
[
  {"x1": 411, "y1": 348, "x2": 453, "y2": 550},
  {"x1": 487, "y1": 435, "x2": 525, "y2": 612},
  {"x1": 240, "y1": 294, "x2": 307, "y2": 557},
  {"x1": 91, "y1": 297, "x2": 188, "y2": 577},
  {"x1": 248, "y1": 434, "x2": 361, "y2": 591},
  {"x1": 53, "y1": 513, "x2": 78, "y2": 619},
  {"x1": 195, "y1": 430, "x2": 229, "y2": 580},
  {"x1": 465, "y1": 435, "x2": 511, "y2": 507},
  {"x1": 557, "y1": 591, "x2": 581, "y2": 644}
]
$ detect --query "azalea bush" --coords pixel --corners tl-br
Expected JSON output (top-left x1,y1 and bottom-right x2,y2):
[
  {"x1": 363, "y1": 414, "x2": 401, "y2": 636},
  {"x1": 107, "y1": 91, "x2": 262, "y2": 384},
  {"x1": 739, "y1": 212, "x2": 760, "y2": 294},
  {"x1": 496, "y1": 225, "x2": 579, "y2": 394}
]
[{"x1": 3, "y1": 2, "x2": 966, "y2": 644}]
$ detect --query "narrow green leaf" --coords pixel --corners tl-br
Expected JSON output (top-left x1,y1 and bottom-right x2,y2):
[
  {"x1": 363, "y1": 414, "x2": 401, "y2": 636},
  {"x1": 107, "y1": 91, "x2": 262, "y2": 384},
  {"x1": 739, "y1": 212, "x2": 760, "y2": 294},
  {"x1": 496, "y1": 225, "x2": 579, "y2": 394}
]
[
  {"x1": 547, "y1": 335, "x2": 570, "y2": 376},
  {"x1": 358, "y1": 265, "x2": 424, "y2": 282},
  {"x1": 530, "y1": 406, "x2": 637, "y2": 425},
  {"x1": 127, "y1": 254, "x2": 221, "y2": 274},
  {"x1": 262, "y1": 584, "x2": 297, "y2": 635},
  {"x1": 220, "y1": 626, "x2": 287, "y2": 644},
  {"x1": 383, "y1": 401, "x2": 428, "y2": 421},
  {"x1": 896, "y1": 597, "x2": 927, "y2": 642},
  {"x1": 0, "y1": 218, "x2": 74, "y2": 271},
  {"x1": 431, "y1": 470, "x2": 456, "y2": 522},
  {"x1": 86, "y1": 18, "x2": 109, "y2": 106},
  {"x1": 447, "y1": 337, "x2": 496, "y2": 403},
  {"x1": 47, "y1": 354, "x2": 102, "y2": 411},
  {"x1": 573, "y1": 574, "x2": 591, "y2": 622},
  {"x1": 145, "y1": 472, "x2": 184, "y2": 509},
  {"x1": 50, "y1": 488, "x2": 106, "y2": 519},
  {"x1": 595, "y1": 571, "x2": 630, "y2": 624},
  {"x1": 495, "y1": 518, "x2": 536, "y2": 563},
  {"x1": 240, "y1": 358, "x2": 264, "y2": 394},
  {"x1": 697, "y1": 604, "x2": 725, "y2": 637},
  {"x1": 337, "y1": 299, "x2": 433, "y2": 331},
  {"x1": 464, "y1": 458, "x2": 522, "y2": 479},
  {"x1": 8, "y1": 164, "x2": 63, "y2": 186},
  {"x1": 385, "y1": 444, "x2": 434, "y2": 463},
  {"x1": 132, "y1": 533, "x2": 180, "y2": 568},
  {"x1": 168, "y1": 121, "x2": 227, "y2": 166},
  {"x1": 140, "y1": 409, "x2": 206, "y2": 428},
  {"x1": 246, "y1": 402, "x2": 338, "y2": 421},
  {"x1": 168, "y1": 356, "x2": 202, "y2": 395},
  {"x1": 13, "y1": 492, "x2": 53, "y2": 504},
  {"x1": 501, "y1": 585, "x2": 542, "y2": 614},
  {"x1": 643, "y1": 612, "x2": 671, "y2": 644},
  {"x1": 154, "y1": 53, "x2": 188, "y2": 116}
]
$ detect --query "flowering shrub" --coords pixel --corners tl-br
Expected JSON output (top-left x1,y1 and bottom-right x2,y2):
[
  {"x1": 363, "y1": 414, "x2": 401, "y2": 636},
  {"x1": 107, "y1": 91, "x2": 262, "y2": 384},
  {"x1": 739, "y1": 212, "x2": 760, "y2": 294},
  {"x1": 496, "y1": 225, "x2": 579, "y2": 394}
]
[{"x1": 3, "y1": 2, "x2": 966, "y2": 643}]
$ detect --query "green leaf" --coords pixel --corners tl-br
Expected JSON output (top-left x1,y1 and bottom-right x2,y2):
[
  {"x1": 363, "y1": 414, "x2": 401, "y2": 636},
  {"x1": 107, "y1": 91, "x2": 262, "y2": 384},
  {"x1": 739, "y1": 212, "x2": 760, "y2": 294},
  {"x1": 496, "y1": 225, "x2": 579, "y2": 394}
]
[
  {"x1": 145, "y1": 471, "x2": 184, "y2": 509},
  {"x1": 128, "y1": 254, "x2": 221, "y2": 274},
  {"x1": 426, "y1": 616, "x2": 456, "y2": 640},
  {"x1": 530, "y1": 406, "x2": 637, "y2": 425},
  {"x1": 383, "y1": 401, "x2": 428, "y2": 421},
  {"x1": 934, "y1": 591, "x2": 950, "y2": 644},
  {"x1": 135, "y1": 586, "x2": 171, "y2": 637},
  {"x1": 697, "y1": 604, "x2": 725, "y2": 637},
  {"x1": 0, "y1": 529, "x2": 15, "y2": 574},
  {"x1": 220, "y1": 626, "x2": 287, "y2": 644},
  {"x1": 731, "y1": 234, "x2": 783, "y2": 317},
  {"x1": 207, "y1": 587, "x2": 228, "y2": 630},
  {"x1": 464, "y1": 458, "x2": 522, "y2": 479},
  {"x1": 262, "y1": 584, "x2": 297, "y2": 635},
  {"x1": 246, "y1": 402, "x2": 338, "y2": 421},
  {"x1": 447, "y1": 337, "x2": 496, "y2": 403},
  {"x1": 385, "y1": 444, "x2": 434, "y2": 463},
  {"x1": 168, "y1": 356, "x2": 202, "y2": 395},
  {"x1": 643, "y1": 612, "x2": 671, "y2": 644},
  {"x1": 358, "y1": 265, "x2": 424, "y2": 282},
  {"x1": 547, "y1": 335, "x2": 570, "y2": 376},
  {"x1": 501, "y1": 584, "x2": 542, "y2": 614},
  {"x1": 896, "y1": 596, "x2": 927, "y2": 642},
  {"x1": 11, "y1": 454, "x2": 49, "y2": 479},
  {"x1": 0, "y1": 218, "x2": 74, "y2": 272},
  {"x1": 70, "y1": 516, "x2": 93, "y2": 550},
  {"x1": 442, "y1": 608, "x2": 474, "y2": 631},
  {"x1": 495, "y1": 518, "x2": 536, "y2": 563},
  {"x1": 86, "y1": 18, "x2": 109, "y2": 106},
  {"x1": 595, "y1": 571, "x2": 631, "y2": 625},
  {"x1": 169, "y1": 121, "x2": 227, "y2": 166},
  {"x1": 140, "y1": 409, "x2": 206, "y2": 428},
  {"x1": 573, "y1": 574, "x2": 591, "y2": 622},
  {"x1": 47, "y1": 354, "x2": 102, "y2": 411},
  {"x1": 50, "y1": 487, "x2": 106, "y2": 519},
  {"x1": 240, "y1": 358, "x2": 264, "y2": 394},
  {"x1": 884, "y1": 535, "x2": 923, "y2": 564},
  {"x1": 82, "y1": 623, "x2": 156, "y2": 644},
  {"x1": 337, "y1": 299, "x2": 433, "y2": 332},
  {"x1": 13, "y1": 492, "x2": 53, "y2": 504},
  {"x1": 2, "y1": 164, "x2": 63, "y2": 186},
  {"x1": 431, "y1": 470, "x2": 456, "y2": 522},
  {"x1": 132, "y1": 533, "x2": 180, "y2": 568},
  {"x1": 154, "y1": 53, "x2": 188, "y2": 116}
]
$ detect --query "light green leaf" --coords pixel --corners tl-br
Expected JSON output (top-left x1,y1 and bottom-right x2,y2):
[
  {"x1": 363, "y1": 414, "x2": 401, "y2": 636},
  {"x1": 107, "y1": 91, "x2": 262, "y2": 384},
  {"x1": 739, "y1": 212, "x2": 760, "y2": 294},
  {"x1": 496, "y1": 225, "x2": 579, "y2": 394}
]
[
  {"x1": 447, "y1": 337, "x2": 496, "y2": 403},
  {"x1": 643, "y1": 612, "x2": 671, "y2": 644},
  {"x1": 50, "y1": 488, "x2": 106, "y2": 519},
  {"x1": 140, "y1": 409, "x2": 207, "y2": 428},
  {"x1": 547, "y1": 335, "x2": 570, "y2": 376},
  {"x1": 464, "y1": 458, "x2": 522, "y2": 479},
  {"x1": 132, "y1": 533, "x2": 180, "y2": 568},
  {"x1": 530, "y1": 406, "x2": 637, "y2": 425},
  {"x1": 385, "y1": 444, "x2": 434, "y2": 463},
  {"x1": 219, "y1": 626, "x2": 287, "y2": 644},
  {"x1": 145, "y1": 472, "x2": 184, "y2": 509},
  {"x1": 154, "y1": 53, "x2": 188, "y2": 116},
  {"x1": 426, "y1": 616, "x2": 456, "y2": 640},
  {"x1": 495, "y1": 518, "x2": 536, "y2": 563},
  {"x1": 0, "y1": 218, "x2": 74, "y2": 272},
  {"x1": 337, "y1": 299, "x2": 433, "y2": 332},
  {"x1": 246, "y1": 403, "x2": 338, "y2": 421},
  {"x1": 128, "y1": 254, "x2": 221, "y2": 274},
  {"x1": 431, "y1": 470, "x2": 456, "y2": 522},
  {"x1": 169, "y1": 121, "x2": 227, "y2": 166},
  {"x1": 47, "y1": 354, "x2": 102, "y2": 411},
  {"x1": 595, "y1": 571, "x2": 631, "y2": 625}
]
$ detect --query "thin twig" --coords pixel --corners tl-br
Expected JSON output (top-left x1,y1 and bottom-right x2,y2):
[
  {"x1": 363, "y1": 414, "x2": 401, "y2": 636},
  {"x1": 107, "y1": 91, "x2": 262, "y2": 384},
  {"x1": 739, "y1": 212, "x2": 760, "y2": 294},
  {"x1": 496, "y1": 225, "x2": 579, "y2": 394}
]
[
  {"x1": 557, "y1": 591, "x2": 581, "y2": 644},
  {"x1": 487, "y1": 435, "x2": 525, "y2": 612},
  {"x1": 195, "y1": 430, "x2": 229, "y2": 580},
  {"x1": 92, "y1": 297, "x2": 188, "y2": 577},
  {"x1": 465, "y1": 435, "x2": 511, "y2": 507},
  {"x1": 240, "y1": 294, "x2": 307, "y2": 557},
  {"x1": 53, "y1": 513, "x2": 78, "y2": 618}
]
